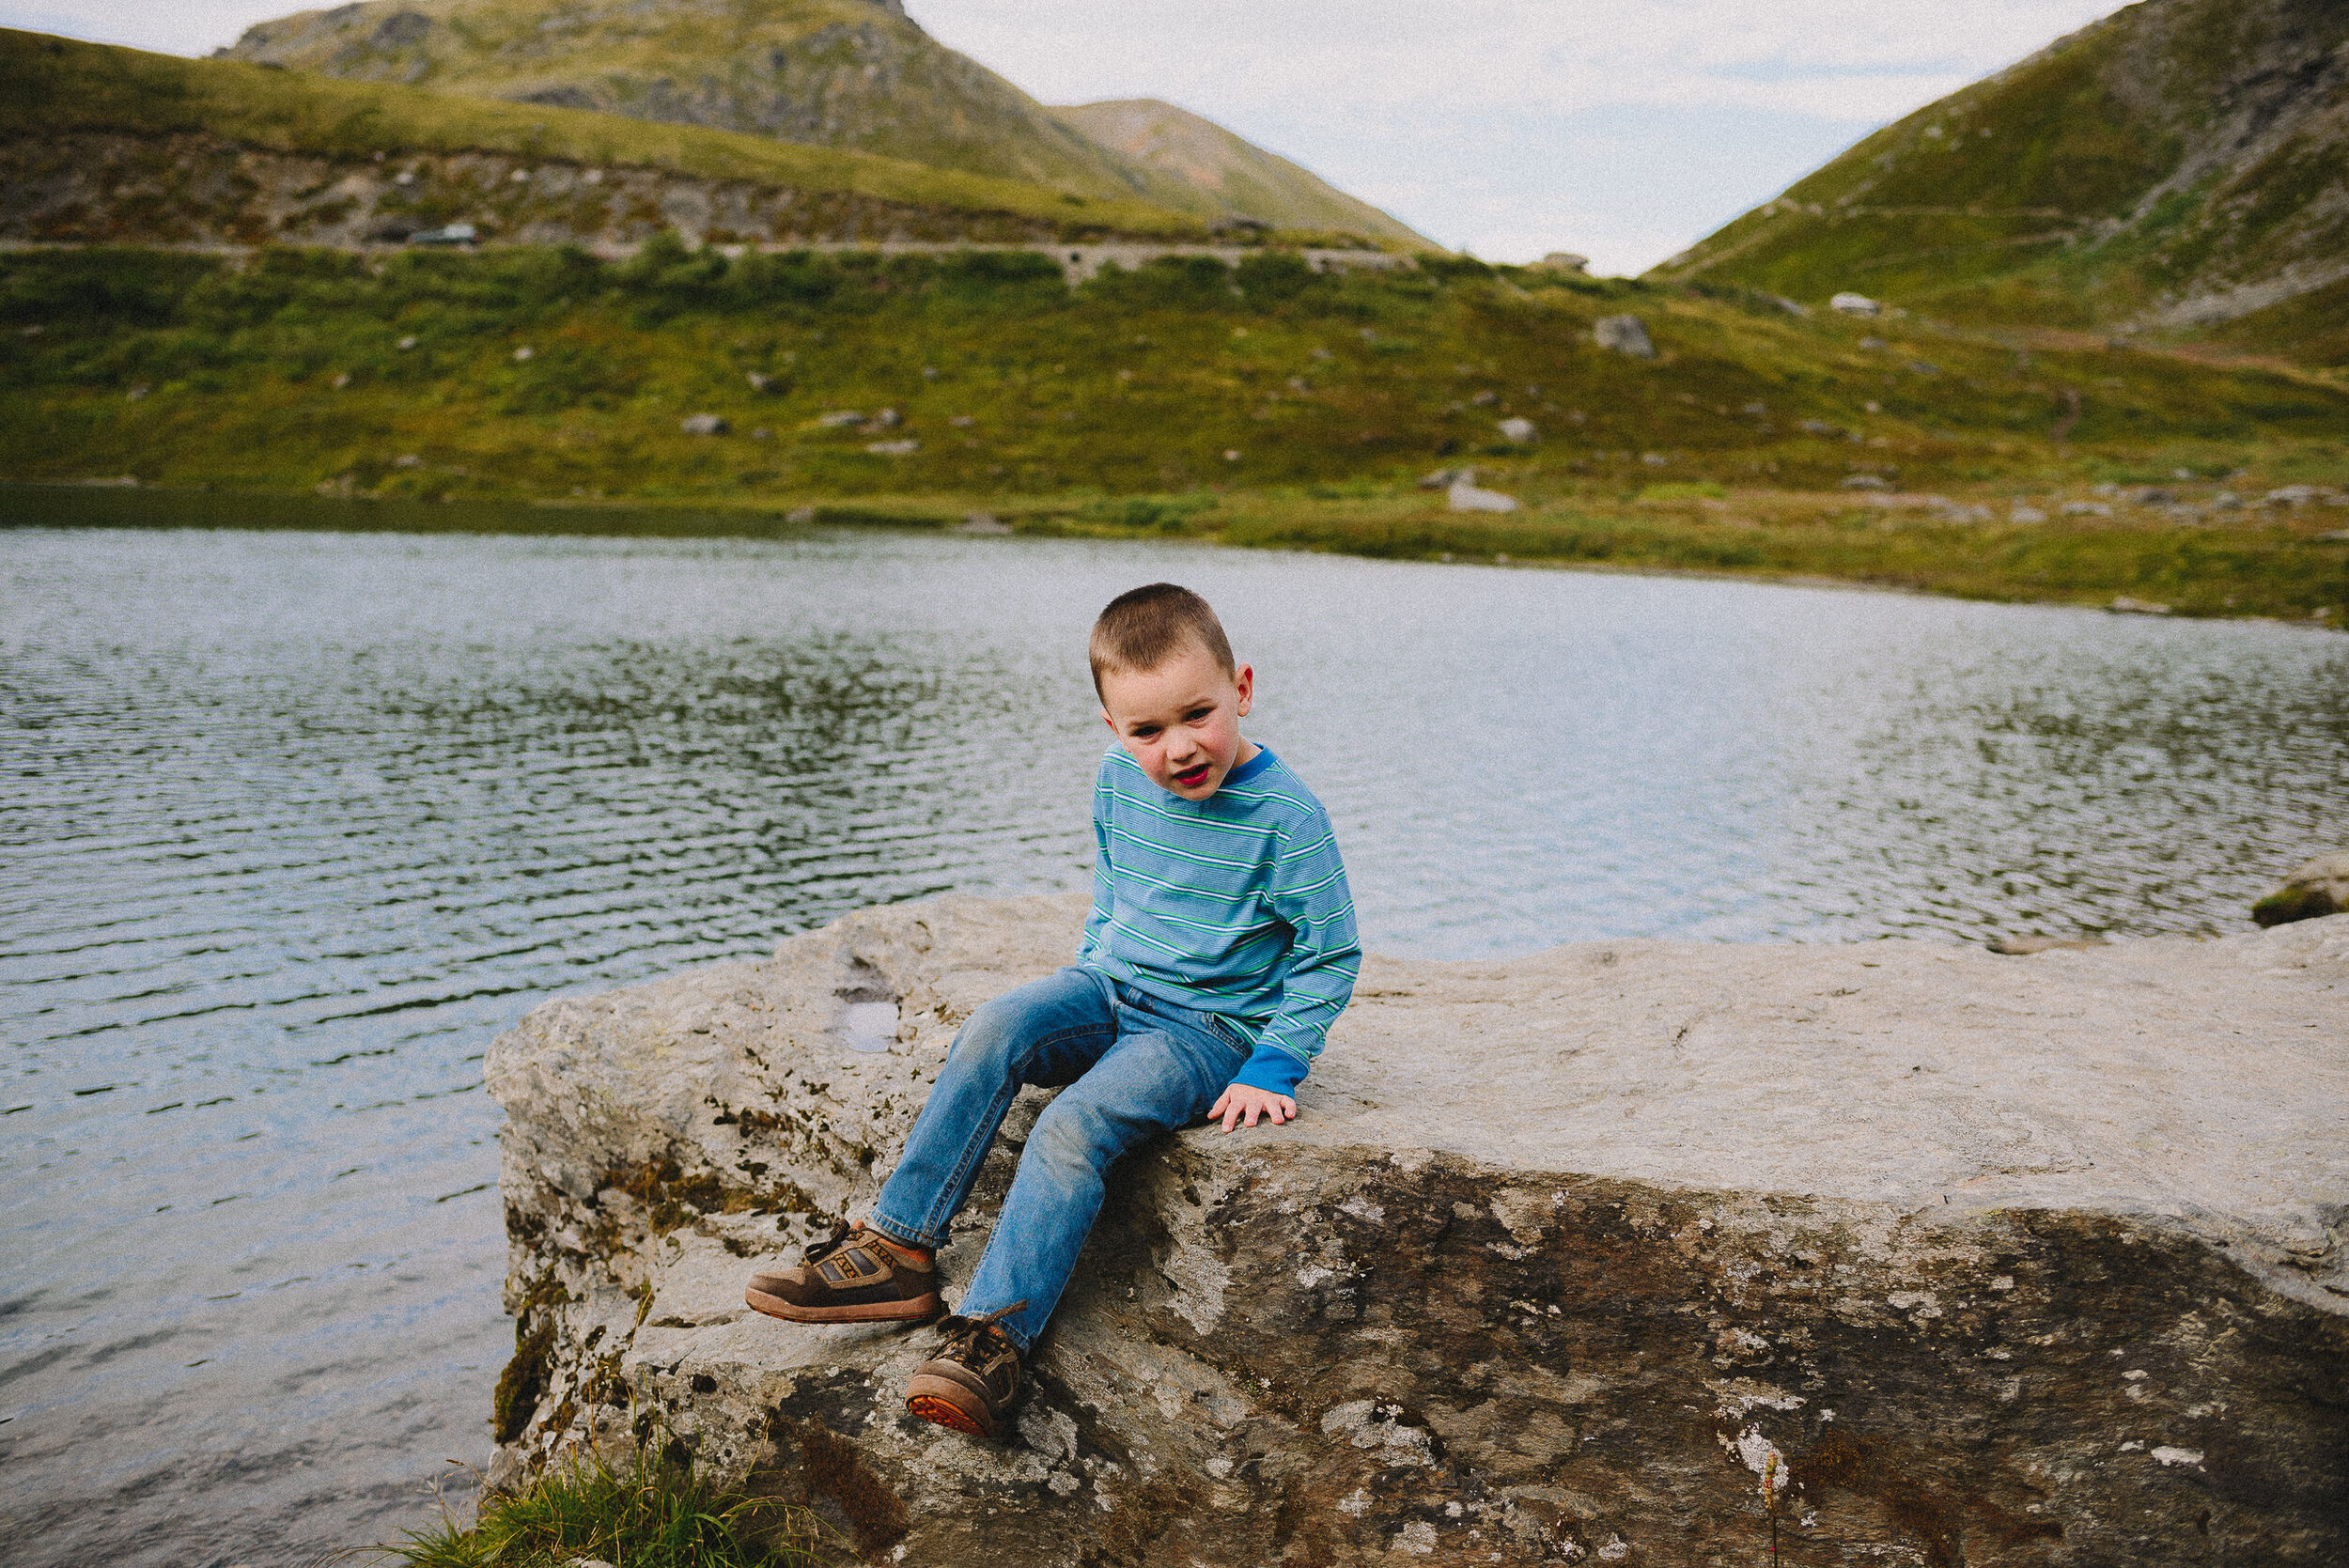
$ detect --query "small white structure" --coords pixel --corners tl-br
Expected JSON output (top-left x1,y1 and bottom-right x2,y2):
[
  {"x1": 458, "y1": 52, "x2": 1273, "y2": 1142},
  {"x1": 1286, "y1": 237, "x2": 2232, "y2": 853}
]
[{"x1": 1830, "y1": 292, "x2": 1881, "y2": 317}]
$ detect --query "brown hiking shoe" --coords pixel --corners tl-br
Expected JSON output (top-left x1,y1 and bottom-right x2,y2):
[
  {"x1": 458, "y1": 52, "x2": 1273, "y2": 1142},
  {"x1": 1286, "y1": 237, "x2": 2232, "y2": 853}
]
[
  {"x1": 744, "y1": 1225, "x2": 941, "y2": 1325},
  {"x1": 905, "y1": 1302, "x2": 1028, "y2": 1440}
]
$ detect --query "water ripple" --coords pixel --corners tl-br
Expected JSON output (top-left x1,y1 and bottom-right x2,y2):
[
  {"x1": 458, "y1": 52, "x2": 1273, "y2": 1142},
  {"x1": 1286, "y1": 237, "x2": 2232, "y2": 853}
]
[{"x1": 3, "y1": 519, "x2": 2345, "y2": 1566}]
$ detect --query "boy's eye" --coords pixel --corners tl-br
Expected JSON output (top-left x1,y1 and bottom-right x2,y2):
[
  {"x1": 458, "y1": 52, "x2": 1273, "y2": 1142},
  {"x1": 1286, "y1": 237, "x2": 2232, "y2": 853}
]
[{"x1": 1184, "y1": 707, "x2": 1213, "y2": 722}]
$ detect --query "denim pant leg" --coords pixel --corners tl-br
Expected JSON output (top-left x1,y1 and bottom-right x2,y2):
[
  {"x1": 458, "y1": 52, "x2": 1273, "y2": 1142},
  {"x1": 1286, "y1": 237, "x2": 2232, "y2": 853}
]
[
  {"x1": 957, "y1": 1001, "x2": 1249, "y2": 1351},
  {"x1": 867, "y1": 967, "x2": 1117, "y2": 1250}
]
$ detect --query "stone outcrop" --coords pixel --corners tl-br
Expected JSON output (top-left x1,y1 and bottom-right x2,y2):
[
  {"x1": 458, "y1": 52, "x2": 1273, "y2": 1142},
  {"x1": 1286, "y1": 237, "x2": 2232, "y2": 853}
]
[
  {"x1": 484, "y1": 896, "x2": 2349, "y2": 1565},
  {"x1": 2253, "y1": 850, "x2": 2349, "y2": 927},
  {"x1": 0, "y1": 132, "x2": 1073, "y2": 252},
  {"x1": 1591, "y1": 314, "x2": 1654, "y2": 358}
]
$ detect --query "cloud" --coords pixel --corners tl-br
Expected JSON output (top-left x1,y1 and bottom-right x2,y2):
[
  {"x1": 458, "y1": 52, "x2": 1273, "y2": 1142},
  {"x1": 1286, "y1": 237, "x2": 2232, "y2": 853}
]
[
  {"x1": 913, "y1": 0, "x2": 2112, "y2": 120},
  {"x1": 8, "y1": 0, "x2": 2125, "y2": 271},
  {"x1": 911, "y1": 0, "x2": 2119, "y2": 269}
]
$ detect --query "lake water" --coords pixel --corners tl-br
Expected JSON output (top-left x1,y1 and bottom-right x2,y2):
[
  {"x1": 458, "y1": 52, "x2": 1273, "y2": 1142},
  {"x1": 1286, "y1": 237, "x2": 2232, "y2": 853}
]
[{"x1": 4, "y1": 509, "x2": 2344, "y2": 1566}]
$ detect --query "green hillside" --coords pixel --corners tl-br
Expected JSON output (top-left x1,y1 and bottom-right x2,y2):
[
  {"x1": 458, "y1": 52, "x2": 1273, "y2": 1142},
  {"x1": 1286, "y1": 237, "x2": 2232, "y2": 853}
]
[
  {"x1": 1052, "y1": 100, "x2": 1436, "y2": 250},
  {"x1": 0, "y1": 28, "x2": 1205, "y2": 241},
  {"x1": 1651, "y1": 0, "x2": 2349, "y2": 359},
  {"x1": 220, "y1": 0, "x2": 1277, "y2": 227},
  {"x1": 5, "y1": 242, "x2": 2345, "y2": 621}
]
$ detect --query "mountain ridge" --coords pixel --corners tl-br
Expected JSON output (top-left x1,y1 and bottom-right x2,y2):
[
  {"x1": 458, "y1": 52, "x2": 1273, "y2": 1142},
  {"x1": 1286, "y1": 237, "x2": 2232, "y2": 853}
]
[
  {"x1": 219, "y1": 0, "x2": 1432, "y2": 247},
  {"x1": 0, "y1": 28, "x2": 1210, "y2": 247},
  {"x1": 1050, "y1": 99, "x2": 1434, "y2": 250},
  {"x1": 1650, "y1": 0, "x2": 2349, "y2": 358}
]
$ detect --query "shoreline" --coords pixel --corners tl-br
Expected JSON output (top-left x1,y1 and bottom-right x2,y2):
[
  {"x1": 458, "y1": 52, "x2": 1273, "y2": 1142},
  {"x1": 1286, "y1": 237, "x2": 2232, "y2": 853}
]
[{"x1": 7, "y1": 479, "x2": 2347, "y2": 630}]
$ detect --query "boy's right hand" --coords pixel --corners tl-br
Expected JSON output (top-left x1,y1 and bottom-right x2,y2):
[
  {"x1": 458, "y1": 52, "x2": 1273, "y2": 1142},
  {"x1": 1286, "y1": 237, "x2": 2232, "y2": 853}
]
[{"x1": 1208, "y1": 1083, "x2": 1297, "y2": 1133}]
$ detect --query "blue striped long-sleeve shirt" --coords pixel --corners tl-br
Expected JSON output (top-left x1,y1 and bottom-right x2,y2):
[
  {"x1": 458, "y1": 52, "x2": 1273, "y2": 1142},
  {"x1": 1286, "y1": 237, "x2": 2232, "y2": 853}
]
[{"x1": 1080, "y1": 744, "x2": 1360, "y2": 1095}]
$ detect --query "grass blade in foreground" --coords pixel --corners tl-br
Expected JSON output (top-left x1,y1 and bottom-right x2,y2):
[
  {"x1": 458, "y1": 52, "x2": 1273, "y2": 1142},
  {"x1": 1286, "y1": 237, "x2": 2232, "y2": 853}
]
[{"x1": 391, "y1": 1447, "x2": 838, "y2": 1568}]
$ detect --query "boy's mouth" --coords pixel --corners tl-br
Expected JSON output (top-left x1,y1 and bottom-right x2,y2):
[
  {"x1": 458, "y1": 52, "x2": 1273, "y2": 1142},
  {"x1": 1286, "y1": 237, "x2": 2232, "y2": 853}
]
[{"x1": 1172, "y1": 762, "x2": 1214, "y2": 788}]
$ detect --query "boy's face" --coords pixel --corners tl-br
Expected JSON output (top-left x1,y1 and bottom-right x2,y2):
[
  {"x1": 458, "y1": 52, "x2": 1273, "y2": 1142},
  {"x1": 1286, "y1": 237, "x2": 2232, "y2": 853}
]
[{"x1": 1098, "y1": 640, "x2": 1256, "y2": 801}]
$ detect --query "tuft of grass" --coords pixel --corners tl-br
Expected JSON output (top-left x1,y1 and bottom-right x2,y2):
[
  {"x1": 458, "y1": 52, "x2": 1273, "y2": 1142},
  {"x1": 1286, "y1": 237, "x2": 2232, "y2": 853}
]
[{"x1": 392, "y1": 1447, "x2": 837, "y2": 1568}]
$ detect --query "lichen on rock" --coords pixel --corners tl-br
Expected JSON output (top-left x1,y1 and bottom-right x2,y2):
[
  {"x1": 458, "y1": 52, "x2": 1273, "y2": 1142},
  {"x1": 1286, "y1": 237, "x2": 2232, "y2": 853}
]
[{"x1": 484, "y1": 895, "x2": 2349, "y2": 1564}]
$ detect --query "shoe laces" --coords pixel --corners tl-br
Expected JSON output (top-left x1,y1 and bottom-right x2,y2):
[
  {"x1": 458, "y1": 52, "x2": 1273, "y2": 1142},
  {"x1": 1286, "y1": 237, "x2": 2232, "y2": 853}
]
[
  {"x1": 801, "y1": 1224, "x2": 860, "y2": 1265},
  {"x1": 934, "y1": 1299, "x2": 1028, "y2": 1362}
]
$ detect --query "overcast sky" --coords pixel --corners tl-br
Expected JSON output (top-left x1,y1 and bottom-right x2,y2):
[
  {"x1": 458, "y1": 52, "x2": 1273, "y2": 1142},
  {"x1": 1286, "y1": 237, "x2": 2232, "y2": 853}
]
[{"x1": 2, "y1": 0, "x2": 2123, "y2": 272}]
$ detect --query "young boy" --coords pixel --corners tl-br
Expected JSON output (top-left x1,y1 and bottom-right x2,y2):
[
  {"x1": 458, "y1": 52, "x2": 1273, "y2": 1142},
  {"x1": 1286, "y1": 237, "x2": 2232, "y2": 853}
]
[{"x1": 744, "y1": 582, "x2": 1360, "y2": 1439}]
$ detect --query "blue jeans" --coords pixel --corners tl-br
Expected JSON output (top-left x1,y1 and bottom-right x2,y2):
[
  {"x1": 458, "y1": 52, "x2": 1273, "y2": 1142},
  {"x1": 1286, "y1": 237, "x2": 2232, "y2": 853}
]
[{"x1": 866, "y1": 966, "x2": 1251, "y2": 1352}]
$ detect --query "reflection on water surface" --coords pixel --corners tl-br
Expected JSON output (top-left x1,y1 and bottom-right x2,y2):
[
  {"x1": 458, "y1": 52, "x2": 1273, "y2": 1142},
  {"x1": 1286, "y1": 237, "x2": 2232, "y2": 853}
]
[{"x1": 2, "y1": 515, "x2": 2343, "y2": 1565}]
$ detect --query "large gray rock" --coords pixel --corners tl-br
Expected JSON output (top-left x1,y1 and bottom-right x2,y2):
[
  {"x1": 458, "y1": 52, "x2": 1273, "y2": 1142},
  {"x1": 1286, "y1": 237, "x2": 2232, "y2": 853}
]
[{"x1": 483, "y1": 896, "x2": 2349, "y2": 1565}]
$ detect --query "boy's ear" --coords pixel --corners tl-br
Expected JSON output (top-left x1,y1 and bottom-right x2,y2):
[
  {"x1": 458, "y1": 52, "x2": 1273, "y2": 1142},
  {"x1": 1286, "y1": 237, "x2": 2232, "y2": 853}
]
[
  {"x1": 1100, "y1": 706, "x2": 1117, "y2": 734},
  {"x1": 1234, "y1": 663, "x2": 1254, "y2": 718}
]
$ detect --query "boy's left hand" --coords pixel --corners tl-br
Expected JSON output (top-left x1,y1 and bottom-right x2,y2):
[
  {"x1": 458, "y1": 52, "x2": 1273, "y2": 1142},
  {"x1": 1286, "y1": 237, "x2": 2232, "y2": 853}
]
[{"x1": 1208, "y1": 1083, "x2": 1297, "y2": 1132}]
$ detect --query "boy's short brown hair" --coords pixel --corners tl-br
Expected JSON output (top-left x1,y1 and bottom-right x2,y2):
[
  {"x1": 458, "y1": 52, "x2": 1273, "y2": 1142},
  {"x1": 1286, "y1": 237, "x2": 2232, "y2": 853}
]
[{"x1": 1089, "y1": 583, "x2": 1235, "y2": 697}]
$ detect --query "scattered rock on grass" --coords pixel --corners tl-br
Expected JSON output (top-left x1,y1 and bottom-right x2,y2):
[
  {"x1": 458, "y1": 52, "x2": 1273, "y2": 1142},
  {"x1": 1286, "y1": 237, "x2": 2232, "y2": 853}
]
[
  {"x1": 1830, "y1": 291, "x2": 1881, "y2": 316},
  {"x1": 1592, "y1": 315, "x2": 1655, "y2": 358},
  {"x1": 680, "y1": 413, "x2": 729, "y2": 436},
  {"x1": 2108, "y1": 597, "x2": 2171, "y2": 615},
  {"x1": 2252, "y1": 852, "x2": 2349, "y2": 927},
  {"x1": 1841, "y1": 474, "x2": 1893, "y2": 491},
  {"x1": 1496, "y1": 417, "x2": 1537, "y2": 443},
  {"x1": 1446, "y1": 478, "x2": 1519, "y2": 513},
  {"x1": 866, "y1": 439, "x2": 919, "y2": 456}
]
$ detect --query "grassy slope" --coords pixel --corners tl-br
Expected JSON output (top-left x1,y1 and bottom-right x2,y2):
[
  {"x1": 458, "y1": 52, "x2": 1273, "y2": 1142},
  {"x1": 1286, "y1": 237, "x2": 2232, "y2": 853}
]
[
  {"x1": 1050, "y1": 101, "x2": 1437, "y2": 250},
  {"x1": 0, "y1": 29, "x2": 1206, "y2": 238},
  {"x1": 219, "y1": 0, "x2": 1224, "y2": 219},
  {"x1": 1650, "y1": 0, "x2": 2349, "y2": 349},
  {"x1": 4, "y1": 242, "x2": 2345, "y2": 621}
]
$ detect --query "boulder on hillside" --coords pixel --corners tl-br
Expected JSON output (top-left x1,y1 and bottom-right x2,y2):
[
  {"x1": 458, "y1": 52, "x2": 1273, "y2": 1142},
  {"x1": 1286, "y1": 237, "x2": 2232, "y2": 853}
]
[
  {"x1": 1445, "y1": 479, "x2": 1519, "y2": 513},
  {"x1": 680, "y1": 413, "x2": 730, "y2": 436},
  {"x1": 1591, "y1": 315, "x2": 1654, "y2": 358},
  {"x1": 1830, "y1": 292, "x2": 1880, "y2": 317},
  {"x1": 2253, "y1": 851, "x2": 2349, "y2": 927},
  {"x1": 1495, "y1": 417, "x2": 1538, "y2": 443},
  {"x1": 483, "y1": 895, "x2": 2349, "y2": 1567}
]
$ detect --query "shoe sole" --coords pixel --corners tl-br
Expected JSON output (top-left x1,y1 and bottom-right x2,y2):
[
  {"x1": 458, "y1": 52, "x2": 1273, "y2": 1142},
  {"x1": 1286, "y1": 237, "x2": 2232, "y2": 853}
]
[
  {"x1": 905, "y1": 1374, "x2": 999, "y2": 1440},
  {"x1": 744, "y1": 1286, "x2": 941, "y2": 1324}
]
